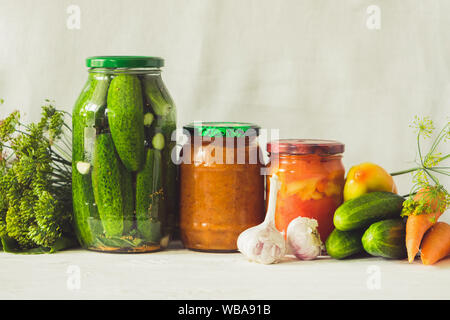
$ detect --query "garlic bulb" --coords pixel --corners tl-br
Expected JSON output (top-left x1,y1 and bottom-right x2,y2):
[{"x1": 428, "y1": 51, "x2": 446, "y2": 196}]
[
  {"x1": 286, "y1": 217, "x2": 323, "y2": 260},
  {"x1": 237, "y1": 174, "x2": 286, "y2": 264}
]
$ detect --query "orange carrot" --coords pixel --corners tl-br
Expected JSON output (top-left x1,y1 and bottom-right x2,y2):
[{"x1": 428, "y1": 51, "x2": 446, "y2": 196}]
[
  {"x1": 420, "y1": 222, "x2": 450, "y2": 265},
  {"x1": 405, "y1": 190, "x2": 444, "y2": 263}
]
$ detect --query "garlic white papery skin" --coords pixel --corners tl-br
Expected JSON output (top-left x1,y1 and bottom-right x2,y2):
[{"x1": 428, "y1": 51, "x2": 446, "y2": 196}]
[
  {"x1": 286, "y1": 217, "x2": 324, "y2": 260},
  {"x1": 237, "y1": 174, "x2": 286, "y2": 264}
]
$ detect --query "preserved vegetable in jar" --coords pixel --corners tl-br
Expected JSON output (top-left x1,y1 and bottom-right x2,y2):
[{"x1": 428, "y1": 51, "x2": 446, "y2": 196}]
[
  {"x1": 180, "y1": 122, "x2": 265, "y2": 252},
  {"x1": 266, "y1": 139, "x2": 345, "y2": 242},
  {"x1": 72, "y1": 56, "x2": 178, "y2": 252}
]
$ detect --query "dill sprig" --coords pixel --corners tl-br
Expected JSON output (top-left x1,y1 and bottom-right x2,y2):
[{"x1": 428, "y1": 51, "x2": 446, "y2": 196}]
[
  {"x1": 391, "y1": 117, "x2": 449, "y2": 217},
  {"x1": 0, "y1": 101, "x2": 74, "y2": 251}
]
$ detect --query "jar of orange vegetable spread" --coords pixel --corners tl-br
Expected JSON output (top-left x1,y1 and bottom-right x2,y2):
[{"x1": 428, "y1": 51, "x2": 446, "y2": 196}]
[
  {"x1": 266, "y1": 139, "x2": 345, "y2": 242},
  {"x1": 180, "y1": 122, "x2": 265, "y2": 252}
]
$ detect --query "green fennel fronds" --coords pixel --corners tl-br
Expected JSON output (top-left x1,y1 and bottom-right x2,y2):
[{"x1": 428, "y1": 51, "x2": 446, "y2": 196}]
[
  {"x1": 391, "y1": 117, "x2": 449, "y2": 217},
  {"x1": 0, "y1": 102, "x2": 74, "y2": 251}
]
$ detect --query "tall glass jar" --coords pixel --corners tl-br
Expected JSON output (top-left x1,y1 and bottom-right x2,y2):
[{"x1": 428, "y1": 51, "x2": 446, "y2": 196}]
[
  {"x1": 266, "y1": 139, "x2": 345, "y2": 242},
  {"x1": 180, "y1": 122, "x2": 265, "y2": 252},
  {"x1": 72, "y1": 56, "x2": 177, "y2": 252}
]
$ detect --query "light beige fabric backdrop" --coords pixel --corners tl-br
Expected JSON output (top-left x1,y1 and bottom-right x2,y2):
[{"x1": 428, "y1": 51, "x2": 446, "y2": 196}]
[{"x1": 0, "y1": 0, "x2": 448, "y2": 220}]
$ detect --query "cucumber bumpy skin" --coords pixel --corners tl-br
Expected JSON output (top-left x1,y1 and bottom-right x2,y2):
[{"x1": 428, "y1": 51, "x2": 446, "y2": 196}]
[
  {"x1": 362, "y1": 219, "x2": 407, "y2": 259},
  {"x1": 107, "y1": 74, "x2": 145, "y2": 171},
  {"x1": 92, "y1": 133, "x2": 134, "y2": 237},
  {"x1": 72, "y1": 73, "x2": 109, "y2": 246},
  {"x1": 333, "y1": 191, "x2": 405, "y2": 231},
  {"x1": 325, "y1": 228, "x2": 365, "y2": 259},
  {"x1": 135, "y1": 149, "x2": 164, "y2": 242}
]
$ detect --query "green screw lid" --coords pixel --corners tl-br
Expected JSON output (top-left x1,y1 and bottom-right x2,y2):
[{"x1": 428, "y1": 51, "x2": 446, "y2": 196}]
[
  {"x1": 86, "y1": 56, "x2": 164, "y2": 68},
  {"x1": 184, "y1": 122, "x2": 260, "y2": 138}
]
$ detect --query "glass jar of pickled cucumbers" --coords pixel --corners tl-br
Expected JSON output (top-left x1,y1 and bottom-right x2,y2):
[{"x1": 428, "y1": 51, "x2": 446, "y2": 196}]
[{"x1": 72, "y1": 56, "x2": 178, "y2": 252}]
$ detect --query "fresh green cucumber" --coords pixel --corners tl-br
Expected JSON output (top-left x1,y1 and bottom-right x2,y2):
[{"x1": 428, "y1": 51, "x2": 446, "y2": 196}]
[
  {"x1": 325, "y1": 228, "x2": 365, "y2": 259},
  {"x1": 72, "y1": 73, "x2": 110, "y2": 246},
  {"x1": 362, "y1": 219, "x2": 407, "y2": 259},
  {"x1": 92, "y1": 133, "x2": 134, "y2": 237},
  {"x1": 334, "y1": 192, "x2": 404, "y2": 231},
  {"x1": 135, "y1": 148, "x2": 164, "y2": 242},
  {"x1": 107, "y1": 74, "x2": 145, "y2": 171}
]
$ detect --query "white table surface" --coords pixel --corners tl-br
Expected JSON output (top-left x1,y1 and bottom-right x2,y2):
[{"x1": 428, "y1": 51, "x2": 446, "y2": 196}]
[{"x1": 1, "y1": 241, "x2": 449, "y2": 300}]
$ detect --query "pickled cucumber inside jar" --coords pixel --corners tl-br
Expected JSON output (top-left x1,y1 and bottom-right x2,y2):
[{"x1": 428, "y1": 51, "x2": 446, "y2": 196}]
[{"x1": 266, "y1": 139, "x2": 345, "y2": 242}]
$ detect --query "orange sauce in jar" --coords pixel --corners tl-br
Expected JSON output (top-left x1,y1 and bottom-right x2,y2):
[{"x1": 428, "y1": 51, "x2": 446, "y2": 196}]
[
  {"x1": 266, "y1": 139, "x2": 345, "y2": 242},
  {"x1": 180, "y1": 123, "x2": 265, "y2": 252}
]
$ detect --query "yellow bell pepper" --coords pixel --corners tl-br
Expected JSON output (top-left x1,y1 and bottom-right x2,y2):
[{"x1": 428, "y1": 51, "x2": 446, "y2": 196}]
[{"x1": 343, "y1": 162, "x2": 397, "y2": 201}]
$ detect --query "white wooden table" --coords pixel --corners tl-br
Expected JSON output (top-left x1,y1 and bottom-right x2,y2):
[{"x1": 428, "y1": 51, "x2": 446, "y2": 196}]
[{"x1": 1, "y1": 241, "x2": 448, "y2": 300}]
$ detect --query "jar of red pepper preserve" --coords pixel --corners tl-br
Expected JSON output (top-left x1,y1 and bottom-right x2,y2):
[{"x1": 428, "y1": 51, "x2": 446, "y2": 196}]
[{"x1": 266, "y1": 139, "x2": 345, "y2": 242}]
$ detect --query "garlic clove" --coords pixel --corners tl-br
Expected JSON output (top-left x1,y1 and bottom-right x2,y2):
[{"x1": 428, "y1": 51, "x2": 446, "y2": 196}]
[
  {"x1": 286, "y1": 217, "x2": 324, "y2": 261},
  {"x1": 76, "y1": 161, "x2": 91, "y2": 175}
]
